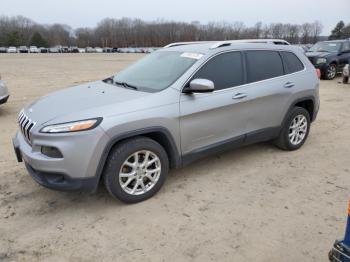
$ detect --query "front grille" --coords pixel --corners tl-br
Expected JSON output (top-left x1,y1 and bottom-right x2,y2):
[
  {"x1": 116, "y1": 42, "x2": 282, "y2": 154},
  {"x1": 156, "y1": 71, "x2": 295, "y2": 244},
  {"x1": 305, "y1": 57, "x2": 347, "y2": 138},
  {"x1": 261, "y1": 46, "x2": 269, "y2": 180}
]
[{"x1": 18, "y1": 111, "x2": 36, "y2": 144}]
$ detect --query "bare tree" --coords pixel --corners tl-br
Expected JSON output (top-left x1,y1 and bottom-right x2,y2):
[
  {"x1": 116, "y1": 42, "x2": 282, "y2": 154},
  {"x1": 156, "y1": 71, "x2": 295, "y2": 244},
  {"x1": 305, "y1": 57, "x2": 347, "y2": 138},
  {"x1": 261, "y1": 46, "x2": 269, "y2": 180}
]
[{"x1": 0, "y1": 15, "x2": 326, "y2": 47}]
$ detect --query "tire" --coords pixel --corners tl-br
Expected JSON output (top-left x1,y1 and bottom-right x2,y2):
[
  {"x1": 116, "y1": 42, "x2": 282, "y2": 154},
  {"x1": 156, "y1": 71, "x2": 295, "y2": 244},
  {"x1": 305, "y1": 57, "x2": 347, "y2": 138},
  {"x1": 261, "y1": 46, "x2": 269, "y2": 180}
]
[
  {"x1": 274, "y1": 107, "x2": 311, "y2": 151},
  {"x1": 324, "y1": 63, "x2": 337, "y2": 80},
  {"x1": 343, "y1": 76, "x2": 349, "y2": 84},
  {"x1": 103, "y1": 136, "x2": 169, "y2": 203}
]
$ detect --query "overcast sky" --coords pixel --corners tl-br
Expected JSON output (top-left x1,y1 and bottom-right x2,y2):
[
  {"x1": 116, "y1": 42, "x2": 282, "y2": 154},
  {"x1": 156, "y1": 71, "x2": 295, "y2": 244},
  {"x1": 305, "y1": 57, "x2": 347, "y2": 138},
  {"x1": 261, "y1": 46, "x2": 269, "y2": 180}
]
[{"x1": 1, "y1": 0, "x2": 349, "y2": 35}]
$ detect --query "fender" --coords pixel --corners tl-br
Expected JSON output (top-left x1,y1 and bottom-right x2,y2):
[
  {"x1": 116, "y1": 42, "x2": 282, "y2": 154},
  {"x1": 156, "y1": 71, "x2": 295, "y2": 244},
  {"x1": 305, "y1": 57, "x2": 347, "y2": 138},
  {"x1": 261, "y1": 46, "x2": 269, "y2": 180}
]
[
  {"x1": 280, "y1": 96, "x2": 317, "y2": 131},
  {"x1": 92, "y1": 126, "x2": 182, "y2": 192}
]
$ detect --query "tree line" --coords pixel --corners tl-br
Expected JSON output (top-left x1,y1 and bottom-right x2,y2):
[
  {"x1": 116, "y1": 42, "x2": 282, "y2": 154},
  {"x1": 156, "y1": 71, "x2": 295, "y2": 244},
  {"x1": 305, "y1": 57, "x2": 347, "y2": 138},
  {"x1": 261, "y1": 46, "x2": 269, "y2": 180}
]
[{"x1": 0, "y1": 15, "x2": 349, "y2": 48}]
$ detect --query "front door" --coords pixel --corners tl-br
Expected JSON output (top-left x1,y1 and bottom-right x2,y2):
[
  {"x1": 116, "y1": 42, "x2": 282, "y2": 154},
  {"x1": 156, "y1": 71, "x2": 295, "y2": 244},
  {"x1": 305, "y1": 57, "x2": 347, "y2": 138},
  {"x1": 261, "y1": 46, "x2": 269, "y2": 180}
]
[{"x1": 180, "y1": 51, "x2": 248, "y2": 155}]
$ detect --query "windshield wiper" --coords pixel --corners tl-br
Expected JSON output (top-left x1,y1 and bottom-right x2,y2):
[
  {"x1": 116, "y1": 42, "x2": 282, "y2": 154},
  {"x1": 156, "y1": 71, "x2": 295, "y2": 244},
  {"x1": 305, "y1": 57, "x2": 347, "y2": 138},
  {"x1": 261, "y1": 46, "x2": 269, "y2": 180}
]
[{"x1": 114, "y1": 81, "x2": 138, "y2": 90}]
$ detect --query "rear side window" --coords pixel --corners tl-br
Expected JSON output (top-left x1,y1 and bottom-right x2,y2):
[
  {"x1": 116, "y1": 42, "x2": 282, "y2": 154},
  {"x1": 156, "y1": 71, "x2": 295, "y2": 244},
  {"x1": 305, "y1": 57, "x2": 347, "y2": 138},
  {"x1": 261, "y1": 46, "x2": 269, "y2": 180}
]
[
  {"x1": 281, "y1": 51, "x2": 304, "y2": 74},
  {"x1": 245, "y1": 51, "x2": 284, "y2": 83},
  {"x1": 192, "y1": 52, "x2": 243, "y2": 90}
]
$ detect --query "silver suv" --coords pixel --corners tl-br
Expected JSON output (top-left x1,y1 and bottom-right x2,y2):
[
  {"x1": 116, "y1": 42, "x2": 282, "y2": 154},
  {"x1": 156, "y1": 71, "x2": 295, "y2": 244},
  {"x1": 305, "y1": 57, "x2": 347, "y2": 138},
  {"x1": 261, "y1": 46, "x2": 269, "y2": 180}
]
[{"x1": 13, "y1": 41, "x2": 320, "y2": 203}]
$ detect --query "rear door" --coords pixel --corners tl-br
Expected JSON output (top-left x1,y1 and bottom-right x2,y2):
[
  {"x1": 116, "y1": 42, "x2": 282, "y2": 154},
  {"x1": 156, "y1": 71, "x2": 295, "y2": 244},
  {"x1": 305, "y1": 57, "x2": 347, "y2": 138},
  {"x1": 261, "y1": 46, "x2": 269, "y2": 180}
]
[
  {"x1": 241, "y1": 50, "x2": 293, "y2": 137},
  {"x1": 179, "y1": 51, "x2": 250, "y2": 154}
]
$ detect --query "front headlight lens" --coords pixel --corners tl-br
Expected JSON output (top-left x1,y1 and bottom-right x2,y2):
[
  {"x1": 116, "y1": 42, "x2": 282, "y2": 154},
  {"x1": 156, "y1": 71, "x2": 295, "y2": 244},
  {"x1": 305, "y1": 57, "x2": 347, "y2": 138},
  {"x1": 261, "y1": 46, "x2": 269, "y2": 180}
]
[
  {"x1": 40, "y1": 118, "x2": 102, "y2": 133},
  {"x1": 316, "y1": 58, "x2": 327, "y2": 64}
]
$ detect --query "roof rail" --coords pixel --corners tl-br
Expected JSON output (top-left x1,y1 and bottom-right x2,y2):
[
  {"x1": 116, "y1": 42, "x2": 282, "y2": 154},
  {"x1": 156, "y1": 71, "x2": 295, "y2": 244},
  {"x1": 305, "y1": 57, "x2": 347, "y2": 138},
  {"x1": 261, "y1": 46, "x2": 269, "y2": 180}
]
[
  {"x1": 164, "y1": 39, "x2": 291, "y2": 49},
  {"x1": 164, "y1": 41, "x2": 215, "y2": 48},
  {"x1": 210, "y1": 39, "x2": 291, "y2": 49}
]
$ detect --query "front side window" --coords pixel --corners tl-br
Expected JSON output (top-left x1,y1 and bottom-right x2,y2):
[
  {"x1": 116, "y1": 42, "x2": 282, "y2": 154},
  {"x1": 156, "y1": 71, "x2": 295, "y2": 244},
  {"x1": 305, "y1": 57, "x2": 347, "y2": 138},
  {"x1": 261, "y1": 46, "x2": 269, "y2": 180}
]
[
  {"x1": 281, "y1": 51, "x2": 304, "y2": 74},
  {"x1": 191, "y1": 52, "x2": 244, "y2": 91},
  {"x1": 245, "y1": 50, "x2": 284, "y2": 83},
  {"x1": 113, "y1": 51, "x2": 199, "y2": 92}
]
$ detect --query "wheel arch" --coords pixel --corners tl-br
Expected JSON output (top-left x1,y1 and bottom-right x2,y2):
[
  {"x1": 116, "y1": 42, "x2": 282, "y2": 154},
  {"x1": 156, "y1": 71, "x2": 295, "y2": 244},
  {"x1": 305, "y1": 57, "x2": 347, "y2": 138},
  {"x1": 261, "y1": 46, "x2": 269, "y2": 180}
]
[
  {"x1": 281, "y1": 96, "x2": 316, "y2": 130},
  {"x1": 294, "y1": 98, "x2": 315, "y2": 122},
  {"x1": 92, "y1": 127, "x2": 182, "y2": 192}
]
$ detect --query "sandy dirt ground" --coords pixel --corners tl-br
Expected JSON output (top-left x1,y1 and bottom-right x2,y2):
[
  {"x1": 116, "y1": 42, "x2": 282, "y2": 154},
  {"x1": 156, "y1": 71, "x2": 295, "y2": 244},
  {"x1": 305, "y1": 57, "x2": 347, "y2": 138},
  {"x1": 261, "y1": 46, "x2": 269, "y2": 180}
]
[{"x1": 0, "y1": 54, "x2": 350, "y2": 262}]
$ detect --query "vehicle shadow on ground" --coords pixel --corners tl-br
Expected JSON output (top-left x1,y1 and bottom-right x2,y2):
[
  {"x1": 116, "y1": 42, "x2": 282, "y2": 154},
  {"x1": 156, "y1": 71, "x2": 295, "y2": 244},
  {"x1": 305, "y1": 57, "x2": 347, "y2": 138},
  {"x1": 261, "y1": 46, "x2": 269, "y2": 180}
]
[{"x1": 25, "y1": 141, "x2": 281, "y2": 211}]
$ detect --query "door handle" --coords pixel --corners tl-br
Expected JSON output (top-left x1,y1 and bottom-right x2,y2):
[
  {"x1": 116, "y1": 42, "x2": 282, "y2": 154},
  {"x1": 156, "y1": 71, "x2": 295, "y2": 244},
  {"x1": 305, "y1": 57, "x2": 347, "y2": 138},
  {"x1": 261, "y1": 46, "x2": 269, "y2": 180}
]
[
  {"x1": 284, "y1": 82, "x2": 295, "y2": 88},
  {"x1": 232, "y1": 93, "x2": 247, "y2": 99}
]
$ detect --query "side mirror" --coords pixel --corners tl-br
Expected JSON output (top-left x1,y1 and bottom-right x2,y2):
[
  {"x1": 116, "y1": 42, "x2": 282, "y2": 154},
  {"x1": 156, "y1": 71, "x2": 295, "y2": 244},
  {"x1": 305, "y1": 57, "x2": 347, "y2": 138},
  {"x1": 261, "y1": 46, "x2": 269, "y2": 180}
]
[{"x1": 183, "y1": 79, "x2": 215, "y2": 93}]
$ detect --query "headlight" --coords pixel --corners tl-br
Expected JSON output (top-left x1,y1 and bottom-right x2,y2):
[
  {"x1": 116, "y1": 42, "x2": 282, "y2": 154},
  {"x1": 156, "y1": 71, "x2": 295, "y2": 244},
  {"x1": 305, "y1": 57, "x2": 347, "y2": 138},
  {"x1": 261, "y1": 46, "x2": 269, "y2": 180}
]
[
  {"x1": 316, "y1": 58, "x2": 327, "y2": 64},
  {"x1": 40, "y1": 118, "x2": 102, "y2": 133}
]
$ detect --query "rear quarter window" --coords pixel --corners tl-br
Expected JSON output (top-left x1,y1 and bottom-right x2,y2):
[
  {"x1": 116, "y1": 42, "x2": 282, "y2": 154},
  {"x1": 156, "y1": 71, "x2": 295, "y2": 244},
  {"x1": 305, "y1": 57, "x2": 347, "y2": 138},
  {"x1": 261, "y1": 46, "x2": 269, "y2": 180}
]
[
  {"x1": 245, "y1": 50, "x2": 284, "y2": 83},
  {"x1": 281, "y1": 51, "x2": 304, "y2": 74}
]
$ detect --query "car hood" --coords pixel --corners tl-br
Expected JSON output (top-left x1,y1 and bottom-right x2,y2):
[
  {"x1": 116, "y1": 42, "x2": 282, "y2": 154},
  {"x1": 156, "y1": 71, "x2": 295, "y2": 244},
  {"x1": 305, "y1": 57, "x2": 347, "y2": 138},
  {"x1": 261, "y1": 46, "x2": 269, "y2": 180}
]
[
  {"x1": 305, "y1": 51, "x2": 332, "y2": 58},
  {"x1": 23, "y1": 81, "x2": 152, "y2": 125}
]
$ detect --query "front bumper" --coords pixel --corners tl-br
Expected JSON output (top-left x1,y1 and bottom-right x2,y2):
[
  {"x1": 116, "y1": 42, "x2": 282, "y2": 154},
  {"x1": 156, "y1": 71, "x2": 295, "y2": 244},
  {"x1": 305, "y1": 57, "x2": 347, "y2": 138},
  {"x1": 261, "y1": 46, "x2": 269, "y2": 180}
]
[
  {"x1": 313, "y1": 63, "x2": 328, "y2": 72},
  {"x1": 13, "y1": 126, "x2": 110, "y2": 192},
  {"x1": 0, "y1": 94, "x2": 9, "y2": 104},
  {"x1": 24, "y1": 162, "x2": 98, "y2": 192}
]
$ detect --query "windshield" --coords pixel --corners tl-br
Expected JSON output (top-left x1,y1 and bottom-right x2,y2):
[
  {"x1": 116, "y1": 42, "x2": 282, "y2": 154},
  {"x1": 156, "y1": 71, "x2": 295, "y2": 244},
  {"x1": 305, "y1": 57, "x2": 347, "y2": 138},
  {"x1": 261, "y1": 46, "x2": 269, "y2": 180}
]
[
  {"x1": 309, "y1": 42, "x2": 342, "y2": 53},
  {"x1": 113, "y1": 51, "x2": 201, "y2": 92}
]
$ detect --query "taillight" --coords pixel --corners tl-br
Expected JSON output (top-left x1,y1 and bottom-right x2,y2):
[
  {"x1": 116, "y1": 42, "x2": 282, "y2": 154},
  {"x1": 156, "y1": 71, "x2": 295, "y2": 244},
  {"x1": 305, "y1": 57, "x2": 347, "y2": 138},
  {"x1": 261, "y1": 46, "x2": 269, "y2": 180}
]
[{"x1": 316, "y1": 69, "x2": 321, "y2": 79}]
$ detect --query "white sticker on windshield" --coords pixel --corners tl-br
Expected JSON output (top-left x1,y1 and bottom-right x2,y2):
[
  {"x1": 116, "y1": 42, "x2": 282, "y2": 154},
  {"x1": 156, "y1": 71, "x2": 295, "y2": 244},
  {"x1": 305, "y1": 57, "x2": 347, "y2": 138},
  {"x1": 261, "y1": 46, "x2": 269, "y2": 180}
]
[
  {"x1": 181, "y1": 52, "x2": 203, "y2": 60},
  {"x1": 329, "y1": 44, "x2": 337, "y2": 46}
]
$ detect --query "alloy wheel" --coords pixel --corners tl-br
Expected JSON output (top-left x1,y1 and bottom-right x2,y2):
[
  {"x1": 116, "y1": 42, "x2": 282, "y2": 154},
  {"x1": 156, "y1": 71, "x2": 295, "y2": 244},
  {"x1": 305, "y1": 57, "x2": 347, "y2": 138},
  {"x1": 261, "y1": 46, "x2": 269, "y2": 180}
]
[
  {"x1": 119, "y1": 150, "x2": 161, "y2": 195},
  {"x1": 288, "y1": 114, "x2": 308, "y2": 146},
  {"x1": 327, "y1": 65, "x2": 336, "y2": 79}
]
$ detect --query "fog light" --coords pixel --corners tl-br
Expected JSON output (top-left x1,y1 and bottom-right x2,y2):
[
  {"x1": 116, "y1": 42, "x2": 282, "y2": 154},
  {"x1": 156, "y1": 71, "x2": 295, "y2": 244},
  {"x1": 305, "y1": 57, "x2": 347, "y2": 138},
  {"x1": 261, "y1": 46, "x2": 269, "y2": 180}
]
[{"x1": 41, "y1": 146, "x2": 63, "y2": 158}]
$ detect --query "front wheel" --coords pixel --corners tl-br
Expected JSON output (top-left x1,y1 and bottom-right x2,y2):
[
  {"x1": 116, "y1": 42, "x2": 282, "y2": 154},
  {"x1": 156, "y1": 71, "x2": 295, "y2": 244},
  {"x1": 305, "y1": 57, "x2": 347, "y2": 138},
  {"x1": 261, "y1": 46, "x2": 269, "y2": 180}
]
[
  {"x1": 324, "y1": 64, "x2": 337, "y2": 80},
  {"x1": 103, "y1": 137, "x2": 169, "y2": 203},
  {"x1": 274, "y1": 107, "x2": 311, "y2": 151}
]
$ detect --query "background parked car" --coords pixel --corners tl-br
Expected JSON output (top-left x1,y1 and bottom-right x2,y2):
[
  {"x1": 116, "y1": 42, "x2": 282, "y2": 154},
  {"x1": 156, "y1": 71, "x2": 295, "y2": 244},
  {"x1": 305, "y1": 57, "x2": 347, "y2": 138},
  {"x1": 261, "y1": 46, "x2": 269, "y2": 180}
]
[
  {"x1": 18, "y1": 46, "x2": 29, "y2": 53},
  {"x1": 0, "y1": 47, "x2": 7, "y2": 53},
  {"x1": 103, "y1": 47, "x2": 113, "y2": 53},
  {"x1": 86, "y1": 47, "x2": 95, "y2": 53},
  {"x1": 0, "y1": 74, "x2": 9, "y2": 105},
  {"x1": 69, "y1": 46, "x2": 79, "y2": 53},
  {"x1": 95, "y1": 47, "x2": 103, "y2": 53},
  {"x1": 49, "y1": 47, "x2": 60, "y2": 53},
  {"x1": 306, "y1": 39, "x2": 350, "y2": 80},
  {"x1": 29, "y1": 46, "x2": 39, "y2": 53},
  {"x1": 7, "y1": 47, "x2": 17, "y2": 53},
  {"x1": 60, "y1": 46, "x2": 69, "y2": 53},
  {"x1": 39, "y1": 47, "x2": 48, "y2": 53},
  {"x1": 78, "y1": 48, "x2": 86, "y2": 53}
]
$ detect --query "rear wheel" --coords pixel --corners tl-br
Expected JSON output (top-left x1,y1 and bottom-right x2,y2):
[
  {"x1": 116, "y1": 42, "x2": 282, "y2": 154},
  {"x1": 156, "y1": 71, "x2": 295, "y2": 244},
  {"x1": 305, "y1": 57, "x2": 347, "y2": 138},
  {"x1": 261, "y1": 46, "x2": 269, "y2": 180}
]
[
  {"x1": 274, "y1": 107, "x2": 311, "y2": 151},
  {"x1": 103, "y1": 137, "x2": 169, "y2": 203}
]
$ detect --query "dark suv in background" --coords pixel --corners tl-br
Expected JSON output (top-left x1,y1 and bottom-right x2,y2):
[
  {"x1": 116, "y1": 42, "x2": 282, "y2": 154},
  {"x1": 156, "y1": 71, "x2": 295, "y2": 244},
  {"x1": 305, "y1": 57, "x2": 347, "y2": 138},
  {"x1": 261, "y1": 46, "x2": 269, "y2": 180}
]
[{"x1": 306, "y1": 39, "x2": 350, "y2": 80}]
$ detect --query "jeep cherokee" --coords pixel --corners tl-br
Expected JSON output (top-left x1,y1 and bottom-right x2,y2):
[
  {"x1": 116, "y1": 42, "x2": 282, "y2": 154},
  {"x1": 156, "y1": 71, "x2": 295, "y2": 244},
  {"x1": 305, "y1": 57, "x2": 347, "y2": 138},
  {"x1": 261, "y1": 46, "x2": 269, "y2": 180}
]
[{"x1": 13, "y1": 41, "x2": 320, "y2": 203}]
